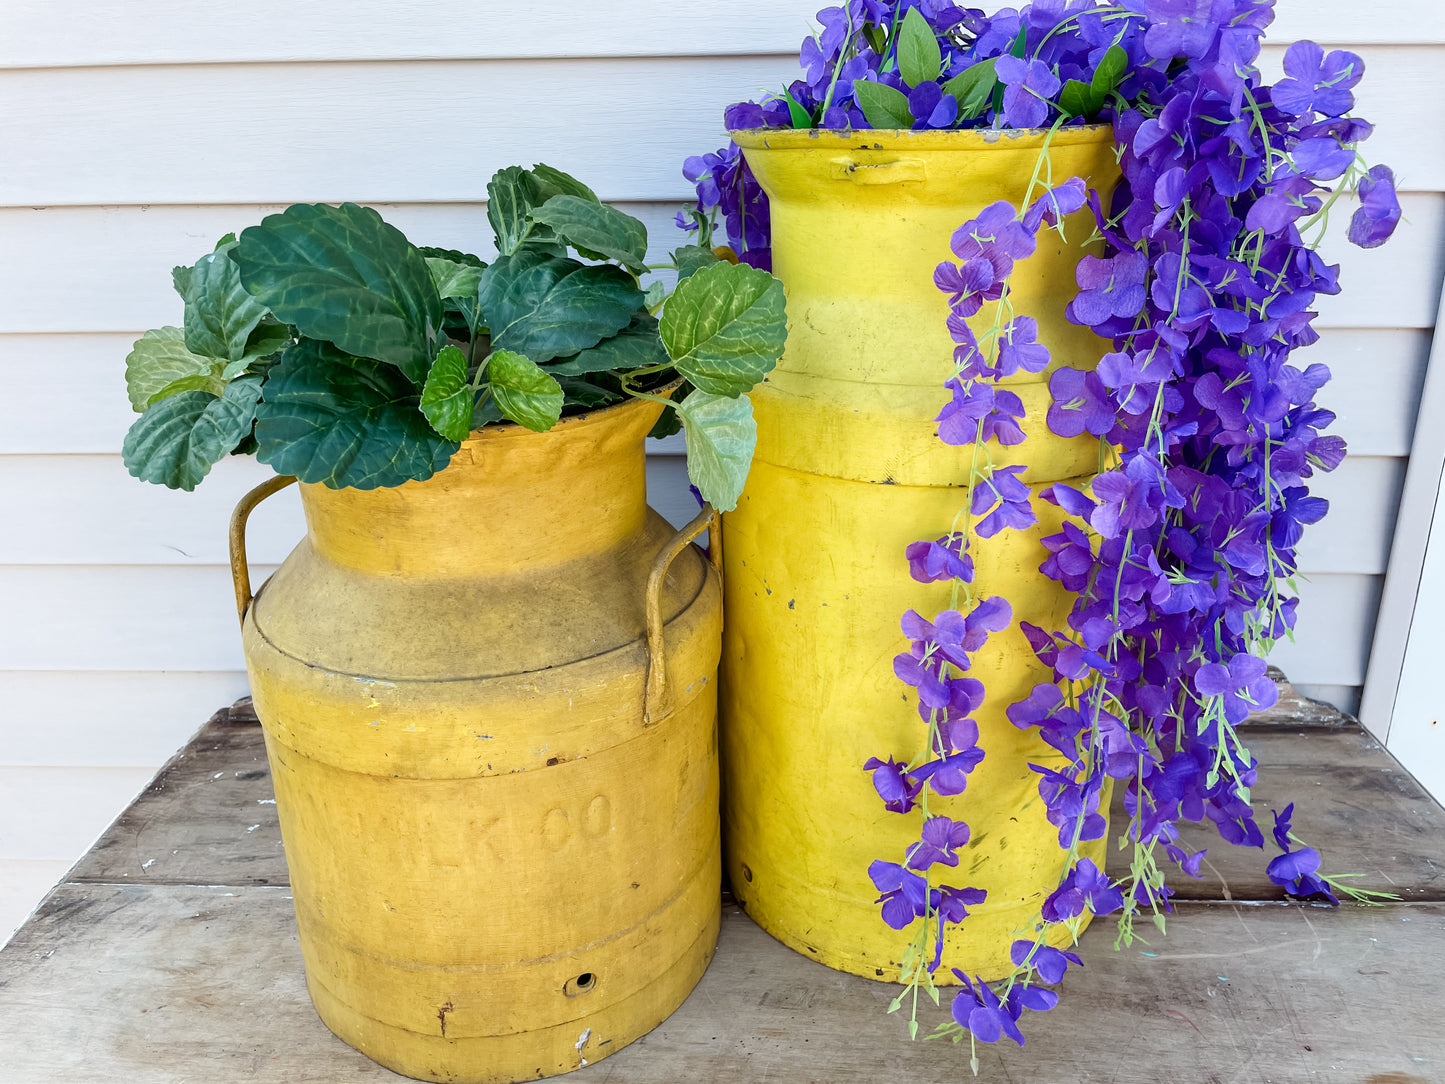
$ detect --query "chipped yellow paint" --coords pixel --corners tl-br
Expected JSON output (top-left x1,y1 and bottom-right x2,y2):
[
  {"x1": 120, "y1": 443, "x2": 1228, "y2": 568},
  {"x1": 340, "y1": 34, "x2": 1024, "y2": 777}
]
[
  {"x1": 721, "y1": 126, "x2": 1120, "y2": 982},
  {"x1": 232, "y1": 396, "x2": 723, "y2": 1082}
]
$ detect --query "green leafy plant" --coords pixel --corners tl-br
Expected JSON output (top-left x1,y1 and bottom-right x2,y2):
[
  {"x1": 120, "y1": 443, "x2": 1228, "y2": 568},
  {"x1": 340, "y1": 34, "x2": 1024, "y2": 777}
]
[{"x1": 122, "y1": 164, "x2": 788, "y2": 509}]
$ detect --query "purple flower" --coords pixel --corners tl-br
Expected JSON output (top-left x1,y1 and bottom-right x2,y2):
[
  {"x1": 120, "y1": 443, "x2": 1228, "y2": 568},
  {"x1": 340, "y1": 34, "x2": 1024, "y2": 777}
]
[
  {"x1": 914, "y1": 746, "x2": 986, "y2": 796},
  {"x1": 869, "y1": 860, "x2": 928, "y2": 929},
  {"x1": 1069, "y1": 250, "x2": 1149, "y2": 327},
  {"x1": 1195, "y1": 652, "x2": 1277, "y2": 725},
  {"x1": 1142, "y1": 0, "x2": 1220, "y2": 61},
  {"x1": 1022, "y1": 178, "x2": 1088, "y2": 232},
  {"x1": 1348, "y1": 165, "x2": 1401, "y2": 249},
  {"x1": 994, "y1": 56, "x2": 1060, "y2": 130},
  {"x1": 1009, "y1": 940, "x2": 1083, "y2": 984},
  {"x1": 1267, "y1": 805, "x2": 1338, "y2": 902},
  {"x1": 937, "y1": 379, "x2": 1026, "y2": 445},
  {"x1": 1271, "y1": 41, "x2": 1363, "y2": 118},
  {"x1": 906, "y1": 815, "x2": 972, "y2": 870},
  {"x1": 864, "y1": 755, "x2": 923, "y2": 813},
  {"x1": 949, "y1": 973, "x2": 1026, "y2": 1045},
  {"x1": 971, "y1": 465, "x2": 1037, "y2": 537},
  {"x1": 996, "y1": 316, "x2": 1051, "y2": 376},
  {"x1": 1090, "y1": 454, "x2": 1183, "y2": 538},
  {"x1": 905, "y1": 532, "x2": 974, "y2": 583},
  {"x1": 1041, "y1": 858, "x2": 1124, "y2": 922},
  {"x1": 1047, "y1": 367, "x2": 1115, "y2": 438}
]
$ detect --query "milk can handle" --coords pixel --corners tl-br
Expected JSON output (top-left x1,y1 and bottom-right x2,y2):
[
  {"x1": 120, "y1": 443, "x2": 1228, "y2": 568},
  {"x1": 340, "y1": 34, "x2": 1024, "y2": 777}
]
[
  {"x1": 228, "y1": 474, "x2": 297, "y2": 627},
  {"x1": 644, "y1": 504, "x2": 723, "y2": 725}
]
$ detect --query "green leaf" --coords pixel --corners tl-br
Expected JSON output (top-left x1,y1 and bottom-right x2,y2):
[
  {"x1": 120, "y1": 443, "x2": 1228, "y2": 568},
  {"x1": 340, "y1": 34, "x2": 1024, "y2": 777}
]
[
  {"x1": 678, "y1": 390, "x2": 756, "y2": 511},
  {"x1": 486, "y1": 348, "x2": 564, "y2": 432},
  {"x1": 220, "y1": 323, "x2": 294, "y2": 380},
  {"x1": 672, "y1": 244, "x2": 721, "y2": 281},
  {"x1": 530, "y1": 163, "x2": 599, "y2": 204},
  {"x1": 1009, "y1": 24, "x2": 1028, "y2": 57},
  {"x1": 234, "y1": 202, "x2": 442, "y2": 386},
  {"x1": 783, "y1": 89, "x2": 812, "y2": 129},
  {"x1": 417, "y1": 246, "x2": 485, "y2": 267},
  {"x1": 530, "y1": 195, "x2": 649, "y2": 272},
  {"x1": 171, "y1": 264, "x2": 194, "y2": 300},
  {"x1": 1058, "y1": 78, "x2": 1100, "y2": 119},
  {"x1": 478, "y1": 248, "x2": 643, "y2": 363},
  {"x1": 942, "y1": 57, "x2": 998, "y2": 119},
  {"x1": 124, "y1": 327, "x2": 214, "y2": 411},
  {"x1": 660, "y1": 261, "x2": 786, "y2": 396},
  {"x1": 254, "y1": 340, "x2": 458, "y2": 489},
  {"x1": 471, "y1": 396, "x2": 503, "y2": 429},
  {"x1": 122, "y1": 375, "x2": 263, "y2": 491},
  {"x1": 214, "y1": 232, "x2": 237, "y2": 250},
  {"x1": 853, "y1": 79, "x2": 914, "y2": 130},
  {"x1": 644, "y1": 280, "x2": 666, "y2": 310},
  {"x1": 179, "y1": 245, "x2": 270, "y2": 361},
  {"x1": 487, "y1": 165, "x2": 539, "y2": 257},
  {"x1": 557, "y1": 375, "x2": 623, "y2": 410},
  {"x1": 419, "y1": 344, "x2": 474, "y2": 441},
  {"x1": 861, "y1": 21, "x2": 887, "y2": 56},
  {"x1": 647, "y1": 381, "x2": 690, "y2": 439},
  {"x1": 426, "y1": 257, "x2": 486, "y2": 302},
  {"x1": 148, "y1": 370, "x2": 225, "y2": 405},
  {"x1": 1093, "y1": 44, "x2": 1128, "y2": 96},
  {"x1": 548, "y1": 314, "x2": 669, "y2": 375},
  {"x1": 897, "y1": 7, "x2": 942, "y2": 87}
]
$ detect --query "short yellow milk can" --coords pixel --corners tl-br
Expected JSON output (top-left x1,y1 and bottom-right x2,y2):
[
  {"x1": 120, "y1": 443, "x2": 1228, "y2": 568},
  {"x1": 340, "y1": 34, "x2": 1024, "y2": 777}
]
[
  {"x1": 723, "y1": 127, "x2": 1120, "y2": 981},
  {"x1": 230, "y1": 396, "x2": 722, "y2": 1083}
]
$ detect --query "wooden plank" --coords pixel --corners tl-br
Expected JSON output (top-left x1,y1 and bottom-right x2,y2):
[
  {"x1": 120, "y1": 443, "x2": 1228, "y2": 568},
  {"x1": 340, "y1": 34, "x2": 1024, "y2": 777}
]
[
  {"x1": 67, "y1": 704, "x2": 287, "y2": 889},
  {"x1": 1293, "y1": 683, "x2": 1362, "y2": 716},
  {"x1": 6, "y1": 0, "x2": 1440, "y2": 69},
  {"x1": 1113, "y1": 726, "x2": 1445, "y2": 903},
  {"x1": 0, "y1": 670, "x2": 252, "y2": 768},
  {"x1": 0, "y1": 46, "x2": 1438, "y2": 207},
  {"x1": 0, "y1": 885, "x2": 1440, "y2": 1082}
]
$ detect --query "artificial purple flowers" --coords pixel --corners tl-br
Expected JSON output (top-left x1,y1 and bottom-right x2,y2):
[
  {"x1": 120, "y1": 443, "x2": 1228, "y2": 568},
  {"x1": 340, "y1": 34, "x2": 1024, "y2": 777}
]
[{"x1": 682, "y1": 0, "x2": 1398, "y2": 1060}]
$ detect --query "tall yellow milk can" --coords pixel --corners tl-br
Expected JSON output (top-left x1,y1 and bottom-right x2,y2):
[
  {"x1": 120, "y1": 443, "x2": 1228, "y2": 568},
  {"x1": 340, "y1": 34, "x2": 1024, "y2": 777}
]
[
  {"x1": 723, "y1": 127, "x2": 1120, "y2": 981},
  {"x1": 229, "y1": 396, "x2": 722, "y2": 1083}
]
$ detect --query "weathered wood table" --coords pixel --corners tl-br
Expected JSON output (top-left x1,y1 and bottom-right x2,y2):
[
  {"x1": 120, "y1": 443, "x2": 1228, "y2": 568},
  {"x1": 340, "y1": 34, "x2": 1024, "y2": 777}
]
[{"x1": 2, "y1": 682, "x2": 1442, "y2": 1083}]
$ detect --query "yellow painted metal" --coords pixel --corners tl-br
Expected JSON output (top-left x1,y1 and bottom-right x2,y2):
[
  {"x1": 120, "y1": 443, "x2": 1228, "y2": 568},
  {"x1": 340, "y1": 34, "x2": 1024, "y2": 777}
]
[
  {"x1": 722, "y1": 127, "x2": 1121, "y2": 982},
  {"x1": 230, "y1": 396, "x2": 723, "y2": 1083}
]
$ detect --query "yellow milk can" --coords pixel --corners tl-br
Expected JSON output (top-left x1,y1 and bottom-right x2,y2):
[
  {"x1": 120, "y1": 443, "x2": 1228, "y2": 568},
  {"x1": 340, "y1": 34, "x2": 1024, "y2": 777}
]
[
  {"x1": 723, "y1": 127, "x2": 1120, "y2": 982},
  {"x1": 229, "y1": 396, "x2": 722, "y2": 1083}
]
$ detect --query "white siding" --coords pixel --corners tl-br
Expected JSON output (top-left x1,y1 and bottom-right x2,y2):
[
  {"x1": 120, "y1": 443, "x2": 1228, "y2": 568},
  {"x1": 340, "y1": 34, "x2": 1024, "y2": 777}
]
[{"x1": 1, "y1": 1, "x2": 1437, "y2": 942}]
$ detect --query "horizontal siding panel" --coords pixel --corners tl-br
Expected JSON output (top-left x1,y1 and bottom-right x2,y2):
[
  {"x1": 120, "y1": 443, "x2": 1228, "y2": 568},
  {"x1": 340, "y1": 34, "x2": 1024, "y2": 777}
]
[
  {"x1": 0, "y1": 563, "x2": 1381, "y2": 684},
  {"x1": 0, "y1": 202, "x2": 690, "y2": 334},
  {"x1": 3, "y1": 1, "x2": 1440, "y2": 68},
  {"x1": 0, "y1": 566, "x2": 269, "y2": 672},
  {"x1": 1313, "y1": 329, "x2": 1432, "y2": 457},
  {"x1": 0, "y1": 47, "x2": 1436, "y2": 208},
  {"x1": 2, "y1": 196, "x2": 1438, "y2": 336},
  {"x1": 0, "y1": 767, "x2": 155, "y2": 861},
  {"x1": 0, "y1": 0, "x2": 824, "y2": 67},
  {"x1": 1266, "y1": 572, "x2": 1381, "y2": 688},
  {"x1": 1296, "y1": 456, "x2": 1406, "y2": 575},
  {"x1": 3, "y1": 327, "x2": 1421, "y2": 458},
  {"x1": 0, "y1": 449, "x2": 1386, "y2": 571},
  {"x1": 0, "y1": 57, "x2": 796, "y2": 207},
  {"x1": 0, "y1": 454, "x2": 696, "y2": 566},
  {"x1": 0, "y1": 671, "x2": 249, "y2": 768}
]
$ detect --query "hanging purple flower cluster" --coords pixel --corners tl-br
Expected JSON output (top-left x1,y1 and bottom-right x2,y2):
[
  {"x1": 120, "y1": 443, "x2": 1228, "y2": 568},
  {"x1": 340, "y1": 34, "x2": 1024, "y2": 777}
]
[{"x1": 681, "y1": 0, "x2": 1400, "y2": 1061}]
